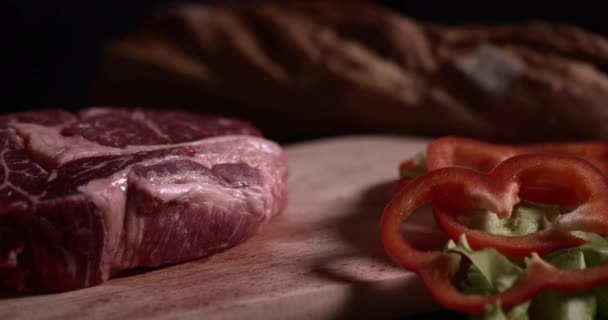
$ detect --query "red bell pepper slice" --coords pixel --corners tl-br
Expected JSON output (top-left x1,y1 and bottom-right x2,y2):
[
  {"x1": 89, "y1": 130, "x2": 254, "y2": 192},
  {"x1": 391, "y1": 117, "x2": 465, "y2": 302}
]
[
  {"x1": 526, "y1": 141, "x2": 608, "y2": 171},
  {"x1": 426, "y1": 137, "x2": 519, "y2": 173},
  {"x1": 381, "y1": 153, "x2": 608, "y2": 313},
  {"x1": 420, "y1": 137, "x2": 608, "y2": 253},
  {"x1": 426, "y1": 137, "x2": 608, "y2": 181},
  {"x1": 396, "y1": 137, "x2": 608, "y2": 182},
  {"x1": 399, "y1": 137, "x2": 608, "y2": 205}
]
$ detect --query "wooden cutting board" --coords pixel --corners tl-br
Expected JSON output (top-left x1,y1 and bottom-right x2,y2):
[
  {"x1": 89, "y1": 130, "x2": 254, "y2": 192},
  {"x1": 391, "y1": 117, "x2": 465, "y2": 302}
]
[{"x1": 0, "y1": 135, "x2": 443, "y2": 320}]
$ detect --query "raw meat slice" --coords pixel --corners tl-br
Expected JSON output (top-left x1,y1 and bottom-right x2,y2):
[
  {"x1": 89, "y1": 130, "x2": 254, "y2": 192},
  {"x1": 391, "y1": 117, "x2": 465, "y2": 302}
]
[{"x1": 0, "y1": 107, "x2": 287, "y2": 292}]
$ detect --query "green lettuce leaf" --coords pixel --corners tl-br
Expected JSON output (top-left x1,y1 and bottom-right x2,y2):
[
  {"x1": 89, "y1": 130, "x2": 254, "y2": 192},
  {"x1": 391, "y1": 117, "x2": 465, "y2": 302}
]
[
  {"x1": 594, "y1": 286, "x2": 608, "y2": 319},
  {"x1": 467, "y1": 202, "x2": 560, "y2": 237},
  {"x1": 426, "y1": 154, "x2": 608, "y2": 319},
  {"x1": 461, "y1": 200, "x2": 600, "y2": 319},
  {"x1": 579, "y1": 240, "x2": 608, "y2": 266},
  {"x1": 446, "y1": 236, "x2": 528, "y2": 319},
  {"x1": 578, "y1": 240, "x2": 608, "y2": 318},
  {"x1": 528, "y1": 248, "x2": 596, "y2": 320},
  {"x1": 448, "y1": 235, "x2": 608, "y2": 320},
  {"x1": 399, "y1": 151, "x2": 426, "y2": 179},
  {"x1": 472, "y1": 303, "x2": 529, "y2": 320},
  {"x1": 571, "y1": 231, "x2": 607, "y2": 243},
  {"x1": 446, "y1": 235, "x2": 523, "y2": 294}
]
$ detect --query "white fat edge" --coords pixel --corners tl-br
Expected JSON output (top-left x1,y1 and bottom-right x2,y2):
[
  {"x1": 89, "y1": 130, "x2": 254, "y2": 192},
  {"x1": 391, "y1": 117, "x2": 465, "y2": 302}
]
[
  {"x1": 78, "y1": 107, "x2": 117, "y2": 117},
  {"x1": 183, "y1": 136, "x2": 287, "y2": 217},
  {"x1": 150, "y1": 135, "x2": 285, "y2": 199},
  {"x1": 13, "y1": 123, "x2": 285, "y2": 169},
  {"x1": 133, "y1": 174, "x2": 265, "y2": 216},
  {"x1": 75, "y1": 135, "x2": 285, "y2": 274},
  {"x1": 115, "y1": 199, "x2": 146, "y2": 271},
  {"x1": 120, "y1": 175, "x2": 261, "y2": 266},
  {"x1": 128, "y1": 154, "x2": 273, "y2": 228},
  {"x1": 195, "y1": 136, "x2": 284, "y2": 176},
  {"x1": 78, "y1": 172, "x2": 129, "y2": 278},
  {"x1": 266, "y1": 165, "x2": 289, "y2": 217},
  {"x1": 0, "y1": 148, "x2": 13, "y2": 184},
  {"x1": 125, "y1": 135, "x2": 284, "y2": 158},
  {"x1": 14, "y1": 122, "x2": 282, "y2": 159},
  {"x1": 4, "y1": 126, "x2": 25, "y2": 148},
  {"x1": 75, "y1": 154, "x2": 191, "y2": 276},
  {"x1": 12, "y1": 123, "x2": 123, "y2": 168}
]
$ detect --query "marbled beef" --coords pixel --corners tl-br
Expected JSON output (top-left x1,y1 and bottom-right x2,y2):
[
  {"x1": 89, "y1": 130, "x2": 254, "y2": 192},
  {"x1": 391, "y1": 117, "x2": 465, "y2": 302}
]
[{"x1": 0, "y1": 107, "x2": 288, "y2": 292}]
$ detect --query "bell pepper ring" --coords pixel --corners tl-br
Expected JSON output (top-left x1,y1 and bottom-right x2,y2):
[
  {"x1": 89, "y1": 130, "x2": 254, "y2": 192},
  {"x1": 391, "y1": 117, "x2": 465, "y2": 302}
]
[
  {"x1": 403, "y1": 137, "x2": 608, "y2": 205},
  {"x1": 381, "y1": 153, "x2": 608, "y2": 313},
  {"x1": 426, "y1": 137, "x2": 519, "y2": 173},
  {"x1": 426, "y1": 137, "x2": 608, "y2": 175}
]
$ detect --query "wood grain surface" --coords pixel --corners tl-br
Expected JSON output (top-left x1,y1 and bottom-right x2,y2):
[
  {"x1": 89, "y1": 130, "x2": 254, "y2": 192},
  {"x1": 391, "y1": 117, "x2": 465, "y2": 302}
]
[{"x1": 0, "y1": 135, "x2": 442, "y2": 320}]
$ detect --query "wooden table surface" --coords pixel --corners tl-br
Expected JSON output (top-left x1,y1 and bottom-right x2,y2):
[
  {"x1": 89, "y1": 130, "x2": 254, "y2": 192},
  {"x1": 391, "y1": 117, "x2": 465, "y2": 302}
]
[{"x1": 0, "y1": 135, "x2": 445, "y2": 320}]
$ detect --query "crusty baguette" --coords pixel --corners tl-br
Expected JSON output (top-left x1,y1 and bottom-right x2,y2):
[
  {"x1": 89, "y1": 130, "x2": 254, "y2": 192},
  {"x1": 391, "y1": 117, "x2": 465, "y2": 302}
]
[{"x1": 91, "y1": 0, "x2": 608, "y2": 143}]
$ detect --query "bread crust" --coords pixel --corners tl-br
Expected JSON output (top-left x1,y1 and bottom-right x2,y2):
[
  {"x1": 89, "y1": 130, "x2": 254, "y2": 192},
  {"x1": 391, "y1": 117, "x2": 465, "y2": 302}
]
[{"x1": 91, "y1": 0, "x2": 608, "y2": 143}]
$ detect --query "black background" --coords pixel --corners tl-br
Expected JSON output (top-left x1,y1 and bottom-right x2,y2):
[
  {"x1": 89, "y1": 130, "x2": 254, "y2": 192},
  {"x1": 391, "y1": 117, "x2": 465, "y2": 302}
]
[{"x1": 4, "y1": 1, "x2": 606, "y2": 112}]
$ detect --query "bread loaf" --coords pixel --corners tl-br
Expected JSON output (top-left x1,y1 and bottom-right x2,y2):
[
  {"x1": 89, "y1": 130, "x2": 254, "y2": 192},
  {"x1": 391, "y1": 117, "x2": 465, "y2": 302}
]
[{"x1": 92, "y1": 0, "x2": 608, "y2": 143}]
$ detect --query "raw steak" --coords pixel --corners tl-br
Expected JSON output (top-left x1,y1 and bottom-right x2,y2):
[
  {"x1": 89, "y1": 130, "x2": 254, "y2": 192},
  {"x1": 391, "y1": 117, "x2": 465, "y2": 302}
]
[{"x1": 0, "y1": 107, "x2": 288, "y2": 292}]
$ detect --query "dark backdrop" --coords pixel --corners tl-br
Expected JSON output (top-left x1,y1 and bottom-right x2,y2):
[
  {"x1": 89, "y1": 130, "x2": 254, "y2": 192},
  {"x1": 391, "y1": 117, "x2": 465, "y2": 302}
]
[{"x1": 4, "y1": 1, "x2": 605, "y2": 111}]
